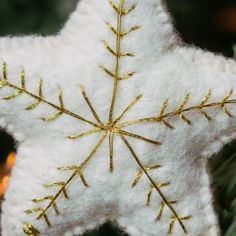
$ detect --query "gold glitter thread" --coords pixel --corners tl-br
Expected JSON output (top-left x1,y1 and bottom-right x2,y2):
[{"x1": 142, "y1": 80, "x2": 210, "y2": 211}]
[
  {"x1": 80, "y1": 85, "x2": 102, "y2": 124},
  {"x1": 108, "y1": 0, "x2": 122, "y2": 123},
  {"x1": 146, "y1": 182, "x2": 170, "y2": 206},
  {"x1": 199, "y1": 89, "x2": 212, "y2": 120},
  {"x1": 100, "y1": 65, "x2": 136, "y2": 81},
  {"x1": 68, "y1": 128, "x2": 102, "y2": 140},
  {"x1": 109, "y1": 131, "x2": 114, "y2": 172},
  {"x1": 106, "y1": 22, "x2": 140, "y2": 37},
  {"x1": 3, "y1": 0, "x2": 231, "y2": 234},
  {"x1": 0, "y1": 63, "x2": 99, "y2": 128},
  {"x1": 25, "y1": 208, "x2": 51, "y2": 227},
  {"x1": 131, "y1": 165, "x2": 176, "y2": 219},
  {"x1": 108, "y1": 0, "x2": 136, "y2": 15},
  {"x1": 23, "y1": 223, "x2": 39, "y2": 236},
  {"x1": 119, "y1": 133, "x2": 188, "y2": 234},
  {"x1": 25, "y1": 132, "x2": 107, "y2": 226},
  {"x1": 156, "y1": 200, "x2": 177, "y2": 221},
  {"x1": 32, "y1": 196, "x2": 60, "y2": 215},
  {"x1": 26, "y1": 80, "x2": 43, "y2": 110},
  {"x1": 222, "y1": 89, "x2": 233, "y2": 117},
  {"x1": 57, "y1": 166, "x2": 89, "y2": 187},
  {"x1": 119, "y1": 90, "x2": 236, "y2": 128},
  {"x1": 118, "y1": 129, "x2": 161, "y2": 145},
  {"x1": 103, "y1": 0, "x2": 140, "y2": 123},
  {"x1": 177, "y1": 94, "x2": 192, "y2": 125},
  {"x1": 44, "y1": 182, "x2": 69, "y2": 199},
  {"x1": 113, "y1": 95, "x2": 142, "y2": 125},
  {"x1": 103, "y1": 41, "x2": 134, "y2": 57},
  {"x1": 168, "y1": 216, "x2": 192, "y2": 234},
  {"x1": 41, "y1": 88, "x2": 64, "y2": 121},
  {"x1": 2, "y1": 62, "x2": 7, "y2": 81},
  {"x1": 131, "y1": 165, "x2": 162, "y2": 188}
]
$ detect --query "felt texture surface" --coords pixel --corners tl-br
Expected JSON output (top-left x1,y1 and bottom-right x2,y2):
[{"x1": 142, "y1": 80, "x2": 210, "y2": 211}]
[{"x1": 1, "y1": 0, "x2": 236, "y2": 235}]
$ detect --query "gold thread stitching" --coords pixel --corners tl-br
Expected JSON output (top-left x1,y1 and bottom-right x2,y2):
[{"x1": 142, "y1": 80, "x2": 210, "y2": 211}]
[
  {"x1": 146, "y1": 182, "x2": 170, "y2": 206},
  {"x1": 29, "y1": 132, "x2": 107, "y2": 227},
  {"x1": 119, "y1": 90, "x2": 236, "y2": 128},
  {"x1": 119, "y1": 133, "x2": 189, "y2": 234},
  {"x1": 103, "y1": 40, "x2": 134, "y2": 57},
  {"x1": 109, "y1": 131, "x2": 114, "y2": 172},
  {"x1": 0, "y1": 63, "x2": 99, "y2": 128},
  {"x1": 168, "y1": 216, "x2": 192, "y2": 234},
  {"x1": 131, "y1": 165, "x2": 162, "y2": 188},
  {"x1": 156, "y1": 200, "x2": 177, "y2": 221},
  {"x1": 0, "y1": 0, "x2": 234, "y2": 234}
]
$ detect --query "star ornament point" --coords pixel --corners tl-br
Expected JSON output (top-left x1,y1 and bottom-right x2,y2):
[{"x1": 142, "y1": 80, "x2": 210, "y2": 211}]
[{"x1": 1, "y1": 0, "x2": 236, "y2": 236}]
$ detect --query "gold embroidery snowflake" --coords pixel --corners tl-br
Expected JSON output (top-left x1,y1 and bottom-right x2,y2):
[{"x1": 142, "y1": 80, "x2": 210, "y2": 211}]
[{"x1": 1, "y1": 1, "x2": 236, "y2": 235}]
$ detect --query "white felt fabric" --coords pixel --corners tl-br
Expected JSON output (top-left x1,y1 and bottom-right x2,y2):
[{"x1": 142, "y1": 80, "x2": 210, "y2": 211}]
[{"x1": 1, "y1": 0, "x2": 236, "y2": 235}]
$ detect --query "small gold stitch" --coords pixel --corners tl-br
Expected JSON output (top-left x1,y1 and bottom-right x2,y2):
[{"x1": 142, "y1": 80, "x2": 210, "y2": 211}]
[
  {"x1": 108, "y1": 0, "x2": 136, "y2": 15},
  {"x1": 2, "y1": 62, "x2": 7, "y2": 80},
  {"x1": 99, "y1": 65, "x2": 115, "y2": 78},
  {"x1": 26, "y1": 80, "x2": 43, "y2": 110},
  {"x1": 146, "y1": 182, "x2": 170, "y2": 206},
  {"x1": 44, "y1": 182, "x2": 69, "y2": 199},
  {"x1": 25, "y1": 208, "x2": 51, "y2": 226},
  {"x1": 113, "y1": 95, "x2": 142, "y2": 125},
  {"x1": 23, "y1": 223, "x2": 39, "y2": 236},
  {"x1": 119, "y1": 71, "x2": 136, "y2": 80},
  {"x1": 41, "y1": 88, "x2": 64, "y2": 121},
  {"x1": 36, "y1": 212, "x2": 51, "y2": 227},
  {"x1": 119, "y1": 129, "x2": 161, "y2": 145},
  {"x1": 199, "y1": 90, "x2": 212, "y2": 120},
  {"x1": 4, "y1": 89, "x2": 23, "y2": 100},
  {"x1": 25, "y1": 208, "x2": 43, "y2": 214},
  {"x1": 160, "y1": 99, "x2": 169, "y2": 116},
  {"x1": 132, "y1": 165, "x2": 161, "y2": 188},
  {"x1": 32, "y1": 196, "x2": 60, "y2": 215},
  {"x1": 21, "y1": 69, "x2": 26, "y2": 88},
  {"x1": 159, "y1": 99, "x2": 174, "y2": 129},
  {"x1": 224, "y1": 106, "x2": 232, "y2": 117},
  {"x1": 68, "y1": 128, "x2": 101, "y2": 140},
  {"x1": 177, "y1": 94, "x2": 192, "y2": 125},
  {"x1": 161, "y1": 119, "x2": 174, "y2": 129},
  {"x1": 41, "y1": 111, "x2": 63, "y2": 122},
  {"x1": 103, "y1": 41, "x2": 134, "y2": 57},
  {"x1": 109, "y1": 132, "x2": 114, "y2": 172},
  {"x1": 156, "y1": 200, "x2": 177, "y2": 221},
  {"x1": 201, "y1": 89, "x2": 211, "y2": 105},
  {"x1": 80, "y1": 85, "x2": 102, "y2": 124},
  {"x1": 222, "y1": 89, "x2": 233, "y2": 117},
  {"x1": 0, "y1": 80, "x2": 6, "y2": 88},
  {"x1": 58, "y1": 166, "x2": 89, "y2": 187},
  {"x1": 168, "y1": 215, "x2": 192, "y2": 234},
  {"x1": 122, "y1": 5, "x2": 136, "y2": 15},
  {"x1": 4, "y1": 68, "x2": 25, "y2": 99},
  {"x1": 99, "y1": 65, "x2": 136, "y2": 81},
  {"x1": 106, "y1": 22, "x2": 140, "y2": 37}
]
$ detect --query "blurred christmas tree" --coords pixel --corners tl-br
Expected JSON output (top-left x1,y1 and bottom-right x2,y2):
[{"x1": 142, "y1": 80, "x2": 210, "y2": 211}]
[{"x1": 0, "y1": 0, "x2": 235, "y2": 235}]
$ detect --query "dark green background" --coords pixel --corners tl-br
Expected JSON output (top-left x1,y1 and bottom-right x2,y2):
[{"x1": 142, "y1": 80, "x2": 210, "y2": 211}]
[{"x1": 0, "y1": 0, "x2": 235, "y2": 235}]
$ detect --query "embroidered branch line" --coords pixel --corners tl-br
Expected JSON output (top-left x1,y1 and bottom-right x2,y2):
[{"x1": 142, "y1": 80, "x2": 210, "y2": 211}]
[
  {"x1": 120, "y1": 89, "x2": 236, "y2": 128},
  {"x1": 1, "y1": 0, "x2": 235, "y2": 235},
  {"x1": 0, "y1": 63, "x2": 99, "y2": 128}
]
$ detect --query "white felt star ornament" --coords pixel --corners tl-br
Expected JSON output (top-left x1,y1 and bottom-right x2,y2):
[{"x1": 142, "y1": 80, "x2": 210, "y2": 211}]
[{"x1": 1, "y1": 0, "x2": 236, "y2": 235}]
